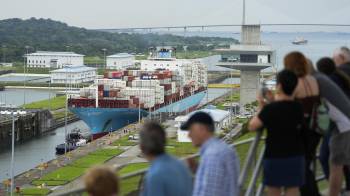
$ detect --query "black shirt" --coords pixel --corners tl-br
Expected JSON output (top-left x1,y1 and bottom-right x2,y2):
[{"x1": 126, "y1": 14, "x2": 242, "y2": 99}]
[
  {"x1": 339, "y1": 62, "x2": 350, "y2": 78},
  {"x1": 258, "y1": 101, "x2": 304, "y2": 159}
]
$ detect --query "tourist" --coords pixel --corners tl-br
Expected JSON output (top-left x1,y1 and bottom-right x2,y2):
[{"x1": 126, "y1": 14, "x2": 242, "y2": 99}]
[
  {"x1": 84, "y1": 166, "x2": 119, "y2": 196},
  {"x1": 249, "y1": 70, "x2": 304, "y2": 196},
  {"x1": 283, "y1": 51, "x2": 321, "y2": 196},
  {"x1": 316, "y1": 57, "x2": 350, "y2": 196},
  {"x1": 139, "y1": 122, "x2": 192, "y2": 196},
  {"x1": 317, "y1": 57, "x2": 350, "y2": 97},
  {"x1": 181, "y1": 112, "x2": 239, "y2": 196},
  {"x1": 333, "y1": 46, "x2": 350, "y2": 77}
]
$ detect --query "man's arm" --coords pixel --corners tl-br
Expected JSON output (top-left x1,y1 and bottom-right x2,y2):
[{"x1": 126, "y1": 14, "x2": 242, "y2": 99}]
[{"x1": 314, "y1": 72, "x2": 350, "y2": 119}]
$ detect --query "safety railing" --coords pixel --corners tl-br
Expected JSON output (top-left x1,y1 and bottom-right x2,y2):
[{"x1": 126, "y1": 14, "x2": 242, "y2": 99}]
[{"x1": 51, "y1": 128, "x2": 326, "y2": 196}]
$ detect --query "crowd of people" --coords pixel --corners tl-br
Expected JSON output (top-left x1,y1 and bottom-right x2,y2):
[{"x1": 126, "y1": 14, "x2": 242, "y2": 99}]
[
  {"x1": 81, "y1": 47, "x2": 350, "y2": 196},
  {"x1": 249, "y1": 47, "x2": 350, "y2": 196}
]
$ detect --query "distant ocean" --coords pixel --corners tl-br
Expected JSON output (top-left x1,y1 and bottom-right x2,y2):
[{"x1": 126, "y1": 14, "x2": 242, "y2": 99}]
[{"x1": 154, "y1": 31, "x2": 350, "y2": 71}]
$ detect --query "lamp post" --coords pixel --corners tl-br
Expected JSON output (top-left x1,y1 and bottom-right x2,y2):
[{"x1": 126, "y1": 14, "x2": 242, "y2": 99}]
[
  {"x1": 102, "y1": 48, "x2": 107, "y2": 69},
  {"x1": 64, "y1": 66, "x2": 69, "y2": 154},
  {"x1": 23, "y1": 46, "x2": 30, "y2": 108},
  {"x1": 0, "y1": 110, "x2": 27, "y2": 196}
]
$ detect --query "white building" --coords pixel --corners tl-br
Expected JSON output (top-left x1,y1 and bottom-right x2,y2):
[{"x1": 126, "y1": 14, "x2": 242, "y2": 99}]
[
  {"x1": 175, "y1": 108, "x2": 231, "y2": 142},
  {"x1": 50, "y1": 65, "x2": 97, "y2": 84},
  {"x1": 26, "y1": 51, "x2": 84, "y2": 69},
  {"x1": 106, "y1": 53, "x2": 135, "y2": 70}
]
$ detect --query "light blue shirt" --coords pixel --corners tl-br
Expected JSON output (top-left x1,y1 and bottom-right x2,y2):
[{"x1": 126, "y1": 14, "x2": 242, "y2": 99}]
[
  {"x1": 193, "y1": 138, "x2": 240, "y2": 196},
  {"x1": 142, "y1": 153, "x2": 193, "y2": 196}
]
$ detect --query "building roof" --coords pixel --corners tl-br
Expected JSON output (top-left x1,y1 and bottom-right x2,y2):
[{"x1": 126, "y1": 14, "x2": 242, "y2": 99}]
[
  {"x1": 26, "y1": 51, "x2": 85, "y2": 57},
  {"x1": 107, "y1": 53, "x2": 134, "y2": 58},
  {"x1": 215, "y1": 44, "x2": 274, "y2": 52},
  {"x1": 50, "y1": 65, "x2": 96, "y2": 73},
  {"x1": 175, "y1": 108, "x2": 230, "y2": 123}
]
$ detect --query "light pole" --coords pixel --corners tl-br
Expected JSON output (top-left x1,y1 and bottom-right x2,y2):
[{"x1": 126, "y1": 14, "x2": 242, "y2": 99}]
[
  {"x1": 23, "y1": 46, "x2": 30, "y2": 108},
  {"x1": 0, "y1": 110, "x2": 27, "y2": 196},
  {"x1": 64, "y1": 66, "x2": 69, "y2": 154},
  {"x1": 102, "y1": 48, "x2": 107, "y2": 69},
  {"x1": 138, "y1": 101, "x2": 141, "y2": 124}
]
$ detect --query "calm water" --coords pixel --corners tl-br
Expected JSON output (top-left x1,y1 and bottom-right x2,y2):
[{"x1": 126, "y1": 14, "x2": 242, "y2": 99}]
[
  {"x1": 0, "y1": 75, "x2": 50, "y2": 83},
  {"x1": 0, "y1": 88, "x2": 56, "y2": 107},
  {"x1": 171, "y1": 31, "x2": 350, "y2": 71},
  {"x1": 0, "y1": 121, "x2": 89, "y2": 181}
]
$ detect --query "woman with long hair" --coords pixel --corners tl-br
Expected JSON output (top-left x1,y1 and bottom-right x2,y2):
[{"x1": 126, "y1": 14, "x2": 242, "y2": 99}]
[{"x1": 284, "y1": 51, "x2": 321, "y2": 196}]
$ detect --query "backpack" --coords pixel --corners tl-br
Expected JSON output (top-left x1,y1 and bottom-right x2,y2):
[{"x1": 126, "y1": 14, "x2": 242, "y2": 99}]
[{"x1": 309, "y1": 98, "x2": 331, "y2": 135}]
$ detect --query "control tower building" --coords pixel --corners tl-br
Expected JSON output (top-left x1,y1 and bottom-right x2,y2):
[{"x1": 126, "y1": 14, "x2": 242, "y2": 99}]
[{"x1": 216, "y1": 25, "x2": 276, "y2": 108}]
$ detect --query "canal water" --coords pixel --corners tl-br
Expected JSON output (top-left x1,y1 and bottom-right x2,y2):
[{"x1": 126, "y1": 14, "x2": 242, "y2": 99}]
[
  {"x1": 0, "y1": 121, "x2": 89, "y2": 181},
  {"x1": 0, "y1": 88, "x2": 57, "y2": 107},
  {"x1": 0, "y1": 80, "x2": 232, "y2": 182}
]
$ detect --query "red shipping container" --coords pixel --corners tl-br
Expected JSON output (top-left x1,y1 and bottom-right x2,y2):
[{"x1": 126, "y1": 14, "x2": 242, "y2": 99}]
[
  {"x1": 111, "y1": 71, "x2": 123, "y2": 78},
  {"x1": 161, "y1": 84, "x2": 171, "y2": 91}
]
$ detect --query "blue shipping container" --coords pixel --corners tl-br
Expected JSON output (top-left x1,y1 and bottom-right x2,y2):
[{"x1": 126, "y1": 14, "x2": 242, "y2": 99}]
[{"x1": 103, "y1": 91, "x2": 109, "y2": 97}]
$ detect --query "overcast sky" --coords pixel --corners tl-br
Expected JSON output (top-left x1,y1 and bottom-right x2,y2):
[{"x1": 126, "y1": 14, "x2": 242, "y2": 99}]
[{"x1": 1, "y1": 0, "x2": 350, "y2": 31}]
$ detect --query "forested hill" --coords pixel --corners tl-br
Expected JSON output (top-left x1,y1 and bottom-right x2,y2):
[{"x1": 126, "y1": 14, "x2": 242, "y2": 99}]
[{"x1": 0, "y1": 18, "x2": 237, "y2": 61}]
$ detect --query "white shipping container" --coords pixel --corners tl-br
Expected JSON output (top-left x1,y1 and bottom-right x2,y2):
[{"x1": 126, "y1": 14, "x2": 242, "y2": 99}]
[{"x1": 171, "y1": 82, "x2": 176, "y2": 94}]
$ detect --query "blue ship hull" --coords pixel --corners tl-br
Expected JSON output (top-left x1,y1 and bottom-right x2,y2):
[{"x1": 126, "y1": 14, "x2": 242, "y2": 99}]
[{"x1": 69, "y1": 91, "x2": 206, "y2": 135}]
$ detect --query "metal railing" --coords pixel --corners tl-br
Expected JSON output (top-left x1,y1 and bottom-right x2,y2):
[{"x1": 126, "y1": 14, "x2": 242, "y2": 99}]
[{"x1": 51, "y1": 128, "x2": 326, "y2": 196}]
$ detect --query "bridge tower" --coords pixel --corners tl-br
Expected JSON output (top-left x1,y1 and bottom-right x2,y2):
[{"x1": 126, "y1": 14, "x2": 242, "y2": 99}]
[{"x1": 216, "y1": 25, "x2": 276, "y2": 109}]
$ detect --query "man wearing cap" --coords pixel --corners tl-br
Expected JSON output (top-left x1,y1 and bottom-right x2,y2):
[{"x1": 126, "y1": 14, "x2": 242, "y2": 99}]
[{"x1": 181, "y1": 112, "x2": 239, "y2": 196}]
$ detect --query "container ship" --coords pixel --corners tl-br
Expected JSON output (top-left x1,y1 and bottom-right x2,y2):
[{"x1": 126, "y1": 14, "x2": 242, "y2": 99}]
[{"x1": 68, "y1": 47, "x2": 208, "y2": 139}]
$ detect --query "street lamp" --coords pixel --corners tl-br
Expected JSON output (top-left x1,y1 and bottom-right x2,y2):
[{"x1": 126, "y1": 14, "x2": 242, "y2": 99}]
[
  {"x1": 23, "y1": 46, "x2": 30, "y2": 108},
  {"x1": 0, "y1": 110, "x2": 27, "y2": 196},
  {"x1": 101, "y1": 48, "x2": 107, "y2": 69},
  {"x1": 64, "y1": 65, "x2": 69, "y2": 154}
]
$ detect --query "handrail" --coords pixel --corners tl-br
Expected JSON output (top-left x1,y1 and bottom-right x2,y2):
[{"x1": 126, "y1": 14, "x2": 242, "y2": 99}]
[
  {"x1": 245, "y1": 145, "x2": 265, "y2": 196},
  {"x1": 51, "y1": 129, "x2": 326, "y2": 196},
  {"x1": 51, "y1": 133, "x2": 257, "y2": 196},
  {"x1": 238, "y1": 131, "x2": 263, "y2": 193}
]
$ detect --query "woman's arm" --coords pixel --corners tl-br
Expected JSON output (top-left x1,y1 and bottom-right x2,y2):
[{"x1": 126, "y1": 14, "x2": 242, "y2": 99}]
[
  {"x1": 248, "y1": 116, "x2": 263, "y2": 131},
  {"x1": 249, "y1": 95, "x2": 265, "y2": 131}
]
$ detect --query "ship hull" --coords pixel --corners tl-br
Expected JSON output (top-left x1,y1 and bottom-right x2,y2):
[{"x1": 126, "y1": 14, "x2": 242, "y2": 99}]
[{"x1": 69, "y1": 91, "x2": 206, "y2": 136}]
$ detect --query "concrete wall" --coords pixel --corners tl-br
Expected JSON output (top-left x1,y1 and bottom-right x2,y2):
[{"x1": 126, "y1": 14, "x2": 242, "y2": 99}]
[
  {"x1": 239, "y1": 70, "x2": 260, "y2": 107},
  {"x1": 241, "y1": 25, "x2": 261, "y2": 45},
  {"x1": 0, "y1": 110, "x2": 54, "y2": 149}
]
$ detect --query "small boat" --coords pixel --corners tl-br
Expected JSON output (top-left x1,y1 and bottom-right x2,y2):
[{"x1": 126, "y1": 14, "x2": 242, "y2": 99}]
[
  {"x1": 292, "y1": 37, "x2": 308, "y2": 45},
  {"x1": 55, "y1": 128, "x2": 90, "y2": 155}
]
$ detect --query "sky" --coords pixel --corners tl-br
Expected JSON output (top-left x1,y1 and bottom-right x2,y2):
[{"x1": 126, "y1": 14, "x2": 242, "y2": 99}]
[{"x1": 0, "y1": 0, "x2": 350, "y2": 31}]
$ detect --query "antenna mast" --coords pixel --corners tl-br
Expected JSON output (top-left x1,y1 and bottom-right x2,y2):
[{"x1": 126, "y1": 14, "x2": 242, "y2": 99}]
[{"x1": 242, "y1": 0, "x2": 246, "y2": 25}]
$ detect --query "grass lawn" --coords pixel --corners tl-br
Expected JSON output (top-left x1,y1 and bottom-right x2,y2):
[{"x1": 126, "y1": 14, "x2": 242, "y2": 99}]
[
  {"x1": 84, "y1": 56, "x2": 104, "y2": 65},
  {"x1": 32, "y1": 148, "x2": 124, "y2": 186},
  {"x1": 166, "y1": 138, "x2": 198, "y2": 157},
  {"x1": 52, "y1": 111, "x2": 74, "y2": 120},
  {"x1": 118, "y1": 162, "x2": 149, "y2": 176},
  {"x1": 120, "y1": 176, "x2": 142, "y2": 196},
  {"x1": 15, "y1": 187, "x2": 51, "y2": 195},
  {"x1": 111, "y1": 134, "x2": 138, "y2": 146},
  {"x1": 23, "y1": 96, "x2": 66, "y2": 110},
  {"x1": 118, "y1": 162, "x2": 149, "y2": 196}
]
